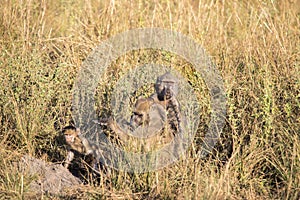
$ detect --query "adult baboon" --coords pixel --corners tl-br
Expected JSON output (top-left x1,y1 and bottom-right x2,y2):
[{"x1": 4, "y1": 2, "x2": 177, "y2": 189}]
[{"x1": 149, "y1": 72, "x2": 182, "y2": 133}]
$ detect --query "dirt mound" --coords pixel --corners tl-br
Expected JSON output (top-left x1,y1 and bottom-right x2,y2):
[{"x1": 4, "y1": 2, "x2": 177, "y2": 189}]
[{"x1": 19, "y1": 155, "x2": 82, "y2": 195}]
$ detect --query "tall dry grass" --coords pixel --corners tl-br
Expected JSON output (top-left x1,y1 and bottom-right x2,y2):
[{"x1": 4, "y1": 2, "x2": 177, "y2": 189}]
[{"x1": 0, "y1": 0, "x2": 299, "y2": 199}]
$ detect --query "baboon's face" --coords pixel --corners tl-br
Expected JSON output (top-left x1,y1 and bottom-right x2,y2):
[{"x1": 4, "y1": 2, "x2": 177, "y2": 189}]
[
  {"x1": 64, "y1": 131, "x2": 75, "y2": 144},
  {"x1": 62, "y1": 127, "x2": 86, "y2": 154},
  {"x1": 130, "y1": 97, "x2": 150, "y2": 127},
  {"x1": 155, "y1": 72, "x2": 178, "y2": 100},
  {"x1": 63, "y1": 127, "x2": 80, "y2": 145},
  {"x1": 155, "y1": 80, "x2": 177, "y2": 100}
]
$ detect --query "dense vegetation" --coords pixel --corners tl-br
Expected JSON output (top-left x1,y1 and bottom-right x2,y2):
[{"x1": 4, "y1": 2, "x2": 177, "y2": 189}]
[{"x1": 0, "y1": 0, "x2": 299, "y2": 199}]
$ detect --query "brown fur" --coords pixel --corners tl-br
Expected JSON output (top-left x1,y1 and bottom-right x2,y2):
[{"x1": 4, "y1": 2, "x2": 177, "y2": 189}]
[
  {"x1": 130, "y1": 96, "x2": 152, "y2": 128},
  {"x1": 63, "y1": 126, "x2": 97, "y2": 168},
  {"x1": 101, "y1": 96, "x2": 172, "y2": 152}
]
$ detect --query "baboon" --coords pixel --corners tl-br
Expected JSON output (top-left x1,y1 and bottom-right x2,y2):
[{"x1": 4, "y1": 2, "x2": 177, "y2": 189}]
[
  {"x1": 129, "y1": 72, "x2": 182, "y2": 133},
  {"x1": 97, "y1": 96, "x2": 169, "y2": 151},
  {"x1": 95, "y1": 72, "x2": 182, "y2": 152},
  {"x1": 149, "y1": 72, "x2": 182, "y2": 133},
  {"x1": 63, "y1": 126, "x2": 102, "y2": 170},
  {"x1": 129, "y1": 96, "x2": 152, "y2": 129}
]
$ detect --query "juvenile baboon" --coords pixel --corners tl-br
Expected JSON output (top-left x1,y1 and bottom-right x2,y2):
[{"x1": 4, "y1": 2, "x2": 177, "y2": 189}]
[
  {"x1": 150, "y1": 72, "x2": 182, "y2": 133},
  {"x1": 129, "y1": 96, "x2": 152, "y2": 129},
  {"x1": 63, "y1": 126, "x2": 101, "y2": 170},
  {"x1": 98, "y1": 96, "x2": 159, "y2": 138},
  {"x1": 97, "y1": 96, "x2": 169, "y2": 151}
]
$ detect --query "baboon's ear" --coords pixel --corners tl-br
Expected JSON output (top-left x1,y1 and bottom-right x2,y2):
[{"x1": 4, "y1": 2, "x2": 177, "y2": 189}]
[{"x1": 75, "y1": 128, "x2": 81, "y2": 136}]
